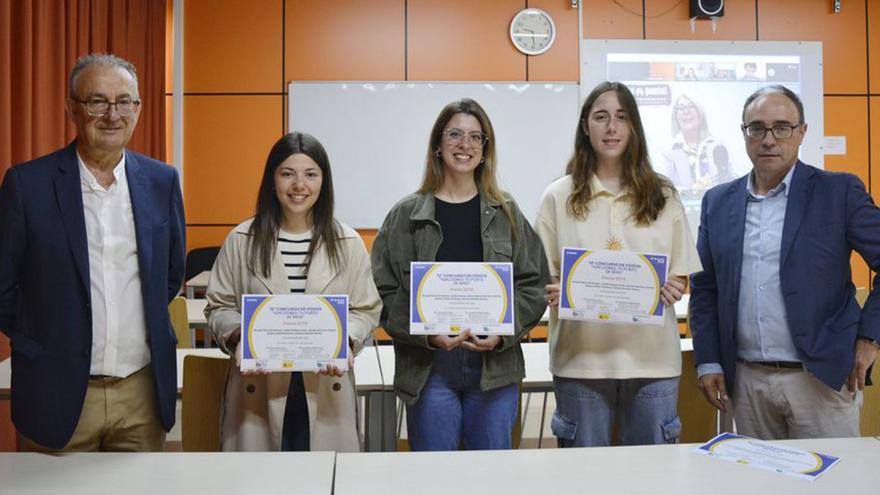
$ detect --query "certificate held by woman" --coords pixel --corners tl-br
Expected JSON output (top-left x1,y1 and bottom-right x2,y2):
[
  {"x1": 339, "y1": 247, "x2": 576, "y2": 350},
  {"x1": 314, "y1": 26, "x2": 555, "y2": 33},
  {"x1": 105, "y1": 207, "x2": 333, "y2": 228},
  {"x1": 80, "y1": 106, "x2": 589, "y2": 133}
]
[
  {"x1": 240, "y1": 294, "x2": 349, "y2": 372},
  {"x1": 409, "y1": 261, "x2": 515, "y2": 336},
  {"x1": 559, "y1": 247, "x2": 668, "y2": 326}
]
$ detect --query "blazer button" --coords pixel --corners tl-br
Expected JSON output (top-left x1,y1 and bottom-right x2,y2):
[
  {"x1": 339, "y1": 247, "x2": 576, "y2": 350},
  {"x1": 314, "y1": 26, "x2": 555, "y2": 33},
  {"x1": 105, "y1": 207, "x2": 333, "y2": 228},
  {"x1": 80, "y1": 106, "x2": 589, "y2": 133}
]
[
  {"x1": 332, "y1": 382, "x2": 341, "y2": 392},
  {"x1": 246, "y1": 384, "x2": 256, "y2": 394}
]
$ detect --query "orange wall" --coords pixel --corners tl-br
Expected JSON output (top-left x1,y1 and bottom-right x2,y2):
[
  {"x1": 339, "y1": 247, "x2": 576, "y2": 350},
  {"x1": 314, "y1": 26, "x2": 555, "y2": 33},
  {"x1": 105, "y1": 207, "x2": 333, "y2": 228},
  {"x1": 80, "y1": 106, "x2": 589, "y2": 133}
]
[{"x1": 181, "y1": 0, "x2": 878, "y2": 289}]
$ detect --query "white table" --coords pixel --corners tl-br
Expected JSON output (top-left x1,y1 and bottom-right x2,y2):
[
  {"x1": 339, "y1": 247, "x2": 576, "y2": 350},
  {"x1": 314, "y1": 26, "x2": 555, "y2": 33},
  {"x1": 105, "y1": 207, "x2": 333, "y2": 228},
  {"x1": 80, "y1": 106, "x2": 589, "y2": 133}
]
[
  {"x1": 373, "y1": 340, "x2": 693, "y2": 392},
  {"x1": 372, "y1": 340, "x2": 701, "y2": 447},
  {"x1": 0, "y1": 451, "x2": 335, "y2": 495},
  {"x1": 0, "y1": 346, "x2": 384, "y2": 398},
  {"x1": 334, "y1": 437, "x2": 880, "y2": 495},
  {"x1": 186, "y1": 298, "x2": 207, "y2": 328},
  {"x1": 184, "y1": 270, "x2": 211, "y2": 299}
]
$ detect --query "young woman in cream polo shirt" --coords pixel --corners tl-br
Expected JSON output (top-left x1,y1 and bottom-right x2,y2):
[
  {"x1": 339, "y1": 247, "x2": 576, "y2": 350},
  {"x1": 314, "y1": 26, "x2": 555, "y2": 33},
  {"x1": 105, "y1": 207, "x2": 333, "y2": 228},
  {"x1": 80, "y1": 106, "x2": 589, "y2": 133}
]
[{"x1": 536, "y1": 82, "x2": 702, "y2": 447}]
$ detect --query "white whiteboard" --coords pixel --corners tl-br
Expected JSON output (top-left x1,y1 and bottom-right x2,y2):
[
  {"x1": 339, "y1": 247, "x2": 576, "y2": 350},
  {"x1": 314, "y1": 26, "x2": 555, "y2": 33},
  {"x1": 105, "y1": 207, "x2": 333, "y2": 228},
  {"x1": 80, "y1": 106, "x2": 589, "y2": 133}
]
[{"x1": 289, "y1": 82, "x2": 580, "y2": 229}]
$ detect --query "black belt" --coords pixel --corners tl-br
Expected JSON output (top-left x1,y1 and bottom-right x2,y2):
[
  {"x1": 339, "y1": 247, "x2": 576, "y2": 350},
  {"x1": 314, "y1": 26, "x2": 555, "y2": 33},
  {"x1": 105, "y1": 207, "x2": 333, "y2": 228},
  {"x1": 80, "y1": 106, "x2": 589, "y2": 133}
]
[
  {"x1": 738, "y1": 359, "x2": 803, "y2": 370},
  {"x1": 88, "y1": 374, "x2": 124, "y2": 382}
]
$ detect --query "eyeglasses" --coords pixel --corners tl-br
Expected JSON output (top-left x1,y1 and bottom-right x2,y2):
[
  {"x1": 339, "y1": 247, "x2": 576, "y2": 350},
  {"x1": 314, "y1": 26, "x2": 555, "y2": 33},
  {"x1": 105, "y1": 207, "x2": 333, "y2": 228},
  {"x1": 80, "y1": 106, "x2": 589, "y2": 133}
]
[
  {"x1": 73, "y1": 97, "x2": 141, "y2": 117},
  {"x1": 443, "y1": 129, "x2": 488, "y2": 147},
  {"x1": 741, "y1": 123, "x2": 802, "y2": 140},
  {"x1": 674, "y1": 104, "x2": 697, "y2": 113}
]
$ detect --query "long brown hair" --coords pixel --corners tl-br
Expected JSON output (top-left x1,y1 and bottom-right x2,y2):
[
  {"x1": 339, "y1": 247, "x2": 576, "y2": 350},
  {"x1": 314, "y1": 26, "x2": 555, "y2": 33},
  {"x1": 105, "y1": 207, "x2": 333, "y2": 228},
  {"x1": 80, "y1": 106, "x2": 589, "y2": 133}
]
[
  {"x1": 418, "y1": 98, "x2": 516, "y2": 234},
  {"x1": 566, "y1": 82, "x2": 671, "y2": 225},
  {"x1": 249, "y1": 132, "x2": 342, "y2": 278}
]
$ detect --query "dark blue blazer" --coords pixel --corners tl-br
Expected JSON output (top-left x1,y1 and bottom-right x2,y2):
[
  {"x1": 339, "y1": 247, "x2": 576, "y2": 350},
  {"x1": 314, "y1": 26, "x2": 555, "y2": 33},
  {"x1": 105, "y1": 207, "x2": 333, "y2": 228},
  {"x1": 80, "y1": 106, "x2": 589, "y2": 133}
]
[
  {"x1": 0, "y1": 142, "x2": 185, "y2": 448},
  {"x1": 690, "y1": 161, "x2": 880, "y2": 395}
]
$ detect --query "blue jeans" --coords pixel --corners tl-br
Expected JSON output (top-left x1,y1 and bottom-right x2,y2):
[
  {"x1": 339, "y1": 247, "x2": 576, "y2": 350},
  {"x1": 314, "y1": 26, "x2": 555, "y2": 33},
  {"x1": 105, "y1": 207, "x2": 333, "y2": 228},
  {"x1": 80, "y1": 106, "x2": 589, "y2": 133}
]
[
  {"x1": 406, "y1": 347, "x2": 519, "y2": 451},
  {"x1": 552, "y1": 376, "x2": 681, "y2": 447}
]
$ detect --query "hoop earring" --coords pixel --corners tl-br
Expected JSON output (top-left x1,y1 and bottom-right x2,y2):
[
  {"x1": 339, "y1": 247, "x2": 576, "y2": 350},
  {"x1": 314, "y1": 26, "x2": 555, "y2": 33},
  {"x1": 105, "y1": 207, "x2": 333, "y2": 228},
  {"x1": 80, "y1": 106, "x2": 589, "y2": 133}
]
[{"x1": 434, "y1": 149, "x2": 441, "y2": 157}]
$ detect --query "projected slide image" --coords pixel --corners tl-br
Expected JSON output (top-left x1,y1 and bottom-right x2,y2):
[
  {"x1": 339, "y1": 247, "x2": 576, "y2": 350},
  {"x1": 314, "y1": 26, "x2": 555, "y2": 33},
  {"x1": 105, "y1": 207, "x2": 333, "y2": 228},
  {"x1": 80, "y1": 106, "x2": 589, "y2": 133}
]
[{"x1": 604, "y1": 53, "x2": 802, "y2": 234}]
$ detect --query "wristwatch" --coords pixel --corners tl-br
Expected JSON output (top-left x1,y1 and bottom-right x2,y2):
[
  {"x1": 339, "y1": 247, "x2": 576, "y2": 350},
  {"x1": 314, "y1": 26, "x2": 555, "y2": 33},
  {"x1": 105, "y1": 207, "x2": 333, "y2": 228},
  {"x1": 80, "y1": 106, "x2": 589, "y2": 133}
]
[{"x1": 859, "y1": 336, "x2": 880, "y2": 349}]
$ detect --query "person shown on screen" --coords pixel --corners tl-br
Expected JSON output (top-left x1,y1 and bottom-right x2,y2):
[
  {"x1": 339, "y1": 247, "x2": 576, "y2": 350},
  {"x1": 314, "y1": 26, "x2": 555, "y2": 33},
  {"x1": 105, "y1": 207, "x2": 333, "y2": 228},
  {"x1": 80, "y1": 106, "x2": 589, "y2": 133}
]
[
  {"x1": 740, "y1": 62, "x2": 761, "y2": 81},
  {"x1": 689, "y1": 85, "x2": 880, "y2": 439},
  {"x1": 204, "y1": 132, "x2": 381, "y2": 451},
  {"x1": 536, "y1": 82, "x2": 702, "y2": 447},
  {"x1": 371, "y1": 98, "x2": 549, "y2": 451},
  {"x1": 661, "y1": 94, "x2": 732, "y2": 192},
  {"x1": 0, "y1": 54, "x2": 185, "y2": 452}
]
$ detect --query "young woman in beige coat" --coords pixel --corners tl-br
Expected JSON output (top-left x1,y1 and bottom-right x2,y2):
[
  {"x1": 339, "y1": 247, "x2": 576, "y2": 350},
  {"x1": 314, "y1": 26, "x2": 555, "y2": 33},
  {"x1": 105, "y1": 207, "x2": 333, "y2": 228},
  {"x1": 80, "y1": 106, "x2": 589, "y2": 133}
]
[{"x1": 205, "y1": 132, "x2": 381, "y2": 451}]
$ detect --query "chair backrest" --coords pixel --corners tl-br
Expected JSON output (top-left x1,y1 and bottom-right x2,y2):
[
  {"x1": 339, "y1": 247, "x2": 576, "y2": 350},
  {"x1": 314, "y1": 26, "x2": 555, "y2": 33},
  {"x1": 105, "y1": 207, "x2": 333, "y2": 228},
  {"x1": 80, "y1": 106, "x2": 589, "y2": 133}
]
[
  {"x1": 168, "y1": 296, "x2": 191, "y2": 349},
  {"x1": 185, "y1": 246, "x2": 221, "y2": 283},
  {"x1": 181, "y1": 354, "x2": 229, "y2": 451}
]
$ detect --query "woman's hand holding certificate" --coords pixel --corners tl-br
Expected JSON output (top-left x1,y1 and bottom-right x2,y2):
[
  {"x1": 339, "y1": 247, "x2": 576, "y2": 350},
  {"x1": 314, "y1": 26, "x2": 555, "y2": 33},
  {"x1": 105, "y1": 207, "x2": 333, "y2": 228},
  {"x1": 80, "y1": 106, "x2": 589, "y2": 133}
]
[
  {"x1": 558, "y1": 247, "x2": 669, "y2": 326},
  {"x1": 240, "y1": 294, "x2": 349, "y2": 372}
]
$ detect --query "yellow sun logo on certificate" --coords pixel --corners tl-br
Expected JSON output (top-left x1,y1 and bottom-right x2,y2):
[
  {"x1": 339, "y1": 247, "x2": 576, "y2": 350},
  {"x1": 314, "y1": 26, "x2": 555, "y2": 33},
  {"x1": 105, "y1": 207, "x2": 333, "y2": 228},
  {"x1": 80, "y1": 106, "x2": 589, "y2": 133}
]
[{"x1": 605, "y1": 236, "x2": 624, "y2": 251}]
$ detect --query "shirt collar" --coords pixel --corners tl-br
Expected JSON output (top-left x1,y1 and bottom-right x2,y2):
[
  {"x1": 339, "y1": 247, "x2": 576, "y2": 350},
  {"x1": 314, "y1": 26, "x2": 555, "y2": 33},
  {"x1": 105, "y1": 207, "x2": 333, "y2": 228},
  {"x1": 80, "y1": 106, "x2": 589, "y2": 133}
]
[
  {"x1": 589, "y1": 173, "x2": 627, "y2": 199},
  {"x1": 746, "y1": 162, "x2": 796, "y2": 199},
  {"x1": 77, "y1": 151, "x2": 127, "y2": 191}
]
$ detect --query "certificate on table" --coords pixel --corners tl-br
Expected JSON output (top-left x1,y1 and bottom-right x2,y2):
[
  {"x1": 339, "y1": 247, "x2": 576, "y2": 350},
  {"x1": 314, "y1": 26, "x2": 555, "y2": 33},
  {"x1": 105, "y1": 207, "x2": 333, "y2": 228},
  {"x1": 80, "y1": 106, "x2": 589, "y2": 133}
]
[
  {"x1": 559, "y1": 247, "x2": 668, "y2": 325},
  {"x1": 240, "y1": 294, "x2": 348, "y2": 372},
  {"x1": 694, "y1": 433, "x2": 840, "y2": 481},
  {"x1": 410, "y1": 262, "x2": 514, "y2": 335}
]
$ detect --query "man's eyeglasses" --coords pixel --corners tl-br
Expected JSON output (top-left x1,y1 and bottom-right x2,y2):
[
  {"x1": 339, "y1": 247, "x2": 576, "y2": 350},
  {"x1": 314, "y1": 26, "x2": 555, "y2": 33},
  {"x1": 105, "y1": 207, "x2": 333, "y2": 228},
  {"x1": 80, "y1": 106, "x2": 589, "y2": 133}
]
[
  {"x1": 73, "y1": 98, "x2": 141, "y2": 117},
  {"x1": 741, "y1": 123, "x2": 802, "y2": 140},
  {"x1": 444, "y1": 129, "x2": 488, "y2": 147}
]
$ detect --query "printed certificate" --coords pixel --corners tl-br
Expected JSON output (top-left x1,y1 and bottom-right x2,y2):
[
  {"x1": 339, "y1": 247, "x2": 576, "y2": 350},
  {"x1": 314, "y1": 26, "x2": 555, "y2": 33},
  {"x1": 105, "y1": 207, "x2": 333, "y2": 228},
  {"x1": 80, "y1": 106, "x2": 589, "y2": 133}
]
[
  {"x1": 559, "y1": 247, "x2": 668, "y2": 325},
  {"x1": 410, "y1": 262, "x2": 514, "y2": 335},
  {"x1": 240, "y1": 294, "x2": 348, "y2": 372},
  {"x1": 693, "y1": 433, "x2": 840, "y2": 481}
]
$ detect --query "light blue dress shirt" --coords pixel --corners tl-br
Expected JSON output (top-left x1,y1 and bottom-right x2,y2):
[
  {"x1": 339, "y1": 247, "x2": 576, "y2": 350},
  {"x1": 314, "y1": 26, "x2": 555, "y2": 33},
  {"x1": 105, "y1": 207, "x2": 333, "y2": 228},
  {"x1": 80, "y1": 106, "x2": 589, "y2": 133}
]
[{"x1": 697, "y1": 165, "x2": 800, "y2": 378}]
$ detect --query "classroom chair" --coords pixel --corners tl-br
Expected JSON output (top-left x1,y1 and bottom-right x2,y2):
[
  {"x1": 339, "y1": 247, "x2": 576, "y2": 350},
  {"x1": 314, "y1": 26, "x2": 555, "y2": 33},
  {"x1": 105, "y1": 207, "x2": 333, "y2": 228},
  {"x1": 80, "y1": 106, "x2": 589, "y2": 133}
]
[
  {"x1": 185, "y1": 246, "x2": 220, "y2": 283},
  {"x1": 168, "y1": 296, "x2": 191, "y2": 348},
  {"x1": 855, "y1": 287, "x2": 879, "y2": 436},
  {"x1": 181, "y1": 354, "x2": 228, "y2": 451}
]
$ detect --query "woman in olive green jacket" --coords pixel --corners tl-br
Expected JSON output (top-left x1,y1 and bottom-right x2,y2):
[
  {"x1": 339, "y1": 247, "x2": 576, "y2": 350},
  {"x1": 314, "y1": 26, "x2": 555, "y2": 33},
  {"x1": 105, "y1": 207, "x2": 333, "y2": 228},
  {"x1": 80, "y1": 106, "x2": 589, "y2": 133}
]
[{"x1": 371, "y1": 99, "x2": 550, "y2": 451}]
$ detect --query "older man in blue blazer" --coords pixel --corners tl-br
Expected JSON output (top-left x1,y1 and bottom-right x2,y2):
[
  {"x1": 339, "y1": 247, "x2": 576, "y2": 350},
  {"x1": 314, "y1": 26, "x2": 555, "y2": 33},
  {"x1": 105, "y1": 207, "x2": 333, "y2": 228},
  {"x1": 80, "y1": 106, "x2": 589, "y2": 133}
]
[
  {"x1": 0, "y1": 54, "x2": 185, "y2": 451},
  {"x1": 690, "y1": 85, "x2": 880, "y2": 439}
]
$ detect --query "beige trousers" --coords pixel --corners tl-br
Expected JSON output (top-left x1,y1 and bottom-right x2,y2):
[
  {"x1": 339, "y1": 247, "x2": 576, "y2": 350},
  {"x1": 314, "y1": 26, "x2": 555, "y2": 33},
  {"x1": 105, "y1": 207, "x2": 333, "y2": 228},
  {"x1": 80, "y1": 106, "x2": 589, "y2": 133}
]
[
  {"x1": 20, "y1": 364, "x2": 165, "y2": 452},
  {"x1": 732, "y1": 362, "x2": 861, "y2": 440}
]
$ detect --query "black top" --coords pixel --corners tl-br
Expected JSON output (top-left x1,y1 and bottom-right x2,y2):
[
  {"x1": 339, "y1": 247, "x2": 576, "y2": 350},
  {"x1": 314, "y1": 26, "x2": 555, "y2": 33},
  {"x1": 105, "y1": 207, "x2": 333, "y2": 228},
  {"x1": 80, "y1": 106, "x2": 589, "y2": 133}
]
[{"x1": 434, "y1": 194, "x2": 483, "y2": 262}]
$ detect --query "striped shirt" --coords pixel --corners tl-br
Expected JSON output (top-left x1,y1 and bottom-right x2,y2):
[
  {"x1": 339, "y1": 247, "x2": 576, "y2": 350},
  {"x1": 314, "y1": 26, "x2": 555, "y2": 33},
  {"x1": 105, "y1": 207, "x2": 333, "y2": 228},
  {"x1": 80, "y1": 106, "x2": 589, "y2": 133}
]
[{"x1": 278, "y1": 230, "x2": 311, "y2": 293}]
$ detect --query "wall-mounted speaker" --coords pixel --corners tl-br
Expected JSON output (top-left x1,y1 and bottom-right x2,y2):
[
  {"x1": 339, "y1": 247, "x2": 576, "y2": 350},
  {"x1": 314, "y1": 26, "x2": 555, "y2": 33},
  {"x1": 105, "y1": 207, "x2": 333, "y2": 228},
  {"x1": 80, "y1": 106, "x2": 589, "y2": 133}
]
[{"x1": 690, "y1": 0, "x2": 724, "y2": 18}]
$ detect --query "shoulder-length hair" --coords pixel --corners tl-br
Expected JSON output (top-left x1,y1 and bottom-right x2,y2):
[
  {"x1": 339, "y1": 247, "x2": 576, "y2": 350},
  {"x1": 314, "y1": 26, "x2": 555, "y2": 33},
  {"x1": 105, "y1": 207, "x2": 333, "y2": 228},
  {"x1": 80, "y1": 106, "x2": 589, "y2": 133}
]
[
  {"x1": 418, "y1": 98, "x2": 516, "y2": 234},
  {"x1": 248, "y1": 132, "x2": 341, "y2": 278},
  {"x1": 566, "y1": 81, "x2": 671, "y2": 225},
  {"x1": 670, "y1": 94, "x2": 710, "y2": 141}
]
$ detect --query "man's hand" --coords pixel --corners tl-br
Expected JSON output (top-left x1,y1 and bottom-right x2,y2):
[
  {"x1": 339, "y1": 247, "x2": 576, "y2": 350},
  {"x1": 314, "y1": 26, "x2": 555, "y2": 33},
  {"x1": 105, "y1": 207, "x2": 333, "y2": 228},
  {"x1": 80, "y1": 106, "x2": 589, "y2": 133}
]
[
  {"x1": 698, "y1": 373, "x2": 730, "y2": 412},
  {"x1": 846, "y1": 338, "x2": 879, "y2": 397}
]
